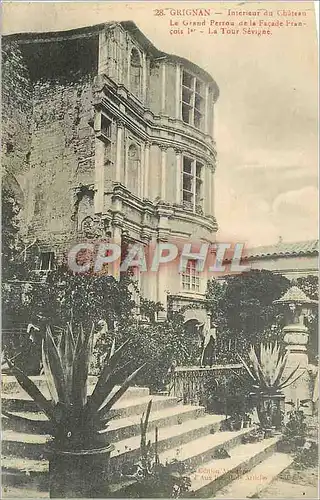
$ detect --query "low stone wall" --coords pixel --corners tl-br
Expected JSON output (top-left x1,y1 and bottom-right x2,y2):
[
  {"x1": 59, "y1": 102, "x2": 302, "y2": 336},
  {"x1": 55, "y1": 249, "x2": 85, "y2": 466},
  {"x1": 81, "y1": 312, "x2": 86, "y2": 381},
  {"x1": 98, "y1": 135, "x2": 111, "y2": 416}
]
[{"x1": 169, "y1": 364, "x2": 244, "y2": 406}]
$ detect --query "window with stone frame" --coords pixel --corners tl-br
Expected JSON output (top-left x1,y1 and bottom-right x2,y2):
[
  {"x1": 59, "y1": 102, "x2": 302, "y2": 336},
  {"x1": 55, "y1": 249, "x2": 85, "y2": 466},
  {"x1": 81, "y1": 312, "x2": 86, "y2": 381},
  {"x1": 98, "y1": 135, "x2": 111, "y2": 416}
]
[
  {"x1": 182, "y1": 156, "x2": 204, "y2": 213},
  {"x1": 100, "y1": 114, "x2": 112, "y2": 140},
  {"x1": 129, "y1": 47, "x2": 142, "y2": 97},
  {"x1": 181, "y1": 259, "x2": 200, "y2": 292},
  {"x1": 181, "y1": 70, "x2": 205, "y2": 129},
  {"x1": 39, "y1": 251, "x2": 55, "y2": 271}
]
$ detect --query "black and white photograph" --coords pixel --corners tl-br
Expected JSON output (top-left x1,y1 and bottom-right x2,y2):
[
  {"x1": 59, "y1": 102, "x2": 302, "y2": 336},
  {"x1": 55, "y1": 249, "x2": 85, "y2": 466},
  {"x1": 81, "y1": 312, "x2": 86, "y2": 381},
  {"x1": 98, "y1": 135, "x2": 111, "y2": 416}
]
[{"x1": 1, "y1": 1, "x2": 319, "y2": 498}]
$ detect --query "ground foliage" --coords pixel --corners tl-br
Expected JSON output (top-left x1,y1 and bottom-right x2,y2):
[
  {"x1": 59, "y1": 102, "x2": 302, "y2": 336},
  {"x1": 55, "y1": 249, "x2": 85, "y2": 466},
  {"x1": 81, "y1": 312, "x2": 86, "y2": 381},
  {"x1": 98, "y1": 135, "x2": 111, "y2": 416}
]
[{"x1": 206, "y1": 270, "x2": 318, "y2": 361}]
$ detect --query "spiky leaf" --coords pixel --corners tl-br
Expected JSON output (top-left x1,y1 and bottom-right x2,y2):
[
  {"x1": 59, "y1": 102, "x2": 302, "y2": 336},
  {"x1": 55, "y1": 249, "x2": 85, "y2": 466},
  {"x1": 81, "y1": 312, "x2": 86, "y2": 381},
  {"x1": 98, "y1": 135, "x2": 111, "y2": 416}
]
[
  {"x1": 44, "y1": 327, "x2": 68, "y2": 404},
  {"x1": 109, "y1": 337, "x2": 116, "y2": 359},
  {"x1": 6, "y1": 359, "x2": 55, "y2": 421},
  {"x1": 96, "y1": 360, "x2": 133, "y2": 413},
  {"x1": 72, "y1": 323, "x2": 95, "y2": 406},
  {"x1": 41, "y1": 340, "x2": 59, "y2": 404},
  {"x1": 89, "y1": 338, "x2": 131, "y2": 412},
  {"x1": 98, "y1": 363, "x2": 147, "y2": 419},
  {"x1": 279, "y1": 365, "x2": 303, "y2": 390}
]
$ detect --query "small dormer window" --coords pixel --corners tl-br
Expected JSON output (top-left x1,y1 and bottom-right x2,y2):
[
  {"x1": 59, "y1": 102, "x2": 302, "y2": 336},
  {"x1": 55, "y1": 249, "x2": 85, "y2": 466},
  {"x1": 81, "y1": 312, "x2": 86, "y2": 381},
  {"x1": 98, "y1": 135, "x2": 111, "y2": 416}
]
[{"x1": 130, "y1": 48, "x2": 142, "y2": 97}]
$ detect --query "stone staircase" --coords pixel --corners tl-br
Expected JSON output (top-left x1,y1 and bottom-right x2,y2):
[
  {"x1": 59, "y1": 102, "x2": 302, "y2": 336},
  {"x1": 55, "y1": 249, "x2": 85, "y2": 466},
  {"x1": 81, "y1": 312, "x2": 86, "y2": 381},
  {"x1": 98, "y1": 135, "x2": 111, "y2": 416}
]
[{"x1": 1, "y1": 376, "x2": 293, "y2": 498}]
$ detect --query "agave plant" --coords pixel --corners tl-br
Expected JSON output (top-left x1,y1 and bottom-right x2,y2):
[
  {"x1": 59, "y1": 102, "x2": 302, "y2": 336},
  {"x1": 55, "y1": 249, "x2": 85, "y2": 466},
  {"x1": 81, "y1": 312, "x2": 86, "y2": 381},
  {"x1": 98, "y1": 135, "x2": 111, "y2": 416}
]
[
  {"x1": 5, "y1": 323, "x2": 146, "y2": 451},
  {"x1": 238, "y1": 342, "x2": 303, "y2": 396}
]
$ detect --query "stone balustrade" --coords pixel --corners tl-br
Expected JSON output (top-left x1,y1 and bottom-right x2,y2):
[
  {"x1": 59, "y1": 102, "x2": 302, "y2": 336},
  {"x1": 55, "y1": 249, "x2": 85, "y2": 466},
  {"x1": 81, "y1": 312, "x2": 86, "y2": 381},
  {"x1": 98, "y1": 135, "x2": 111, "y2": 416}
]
[{"x1": 168, "y1": 364, "x2": 243, "y2": 406}]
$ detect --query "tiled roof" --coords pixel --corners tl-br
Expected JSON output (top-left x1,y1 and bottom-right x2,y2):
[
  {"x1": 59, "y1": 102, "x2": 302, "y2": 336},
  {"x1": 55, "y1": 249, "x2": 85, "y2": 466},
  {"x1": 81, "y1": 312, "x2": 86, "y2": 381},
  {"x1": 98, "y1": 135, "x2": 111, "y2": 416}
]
[
  {"x1": 243, "y1": 240, "x2": 319, "y2": 260},
  {"x1": 274, "y1": 285, "x2": 317, "y2": 304}
]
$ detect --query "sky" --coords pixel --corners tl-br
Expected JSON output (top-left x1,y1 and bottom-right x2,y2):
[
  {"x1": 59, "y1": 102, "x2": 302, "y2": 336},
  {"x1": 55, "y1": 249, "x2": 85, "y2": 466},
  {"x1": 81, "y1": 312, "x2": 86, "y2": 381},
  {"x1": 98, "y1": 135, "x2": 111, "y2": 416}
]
[{"x1": 2, "y1": 1, "x2": 318, "y2": 247}]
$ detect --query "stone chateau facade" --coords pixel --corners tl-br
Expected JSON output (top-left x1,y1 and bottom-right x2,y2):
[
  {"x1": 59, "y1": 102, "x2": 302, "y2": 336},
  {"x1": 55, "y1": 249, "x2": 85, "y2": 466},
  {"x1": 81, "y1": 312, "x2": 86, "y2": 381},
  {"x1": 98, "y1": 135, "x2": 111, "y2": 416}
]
[{"x1": 2, "y1": 21, "x2": 219, "y2": 326}]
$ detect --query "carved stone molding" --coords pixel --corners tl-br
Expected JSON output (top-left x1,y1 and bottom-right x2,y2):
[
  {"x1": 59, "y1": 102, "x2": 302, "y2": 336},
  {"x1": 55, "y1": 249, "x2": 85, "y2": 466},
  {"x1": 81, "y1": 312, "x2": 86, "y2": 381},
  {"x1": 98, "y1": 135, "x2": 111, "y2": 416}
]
[
  {"x1": 115, "y1": 118, "x2": 126, "y2": 128},
  {"x1": 208, "y1": 162, "x2": 216, "y2": 173},
  {"x1": 80, "y1": 215, "x2": 106, "y2": 239},
  {"x1": 140, "y1": 227, "x2": 153, "y2": 242},
  {"x1": 112, "y1": 212, "x2": 124, "y2": 228},
  {"x1": 173, "y1": 148, "x2": 183, "y2": 155}
]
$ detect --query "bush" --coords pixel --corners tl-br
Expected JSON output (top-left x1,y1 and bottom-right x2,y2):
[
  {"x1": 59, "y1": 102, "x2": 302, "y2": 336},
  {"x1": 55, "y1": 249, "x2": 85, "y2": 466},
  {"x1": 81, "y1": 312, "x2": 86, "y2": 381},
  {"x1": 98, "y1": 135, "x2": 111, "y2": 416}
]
[
  {"x1": 294, "y1": 440, "x2": 318, "y2": 468},
  {"x1": 203, "y1": 369, "x2": 255, "y2": 418},
  {"x1": 278, "y1": 407, "x2": 308, "y2": 453},
  {"x1": 94, "y1": 311, "x2": 199, "y2": 393},
  {"x1": 120, "y1": 460, "x2": 192, "y2": 498}
]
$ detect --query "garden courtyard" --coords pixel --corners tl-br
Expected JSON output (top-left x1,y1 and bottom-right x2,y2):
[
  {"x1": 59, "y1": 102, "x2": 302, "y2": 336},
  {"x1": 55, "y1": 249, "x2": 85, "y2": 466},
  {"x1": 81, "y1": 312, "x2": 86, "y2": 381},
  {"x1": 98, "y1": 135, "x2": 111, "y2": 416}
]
[{"x1": 2, "y1": 189, "x2": 319, "y2": 498}]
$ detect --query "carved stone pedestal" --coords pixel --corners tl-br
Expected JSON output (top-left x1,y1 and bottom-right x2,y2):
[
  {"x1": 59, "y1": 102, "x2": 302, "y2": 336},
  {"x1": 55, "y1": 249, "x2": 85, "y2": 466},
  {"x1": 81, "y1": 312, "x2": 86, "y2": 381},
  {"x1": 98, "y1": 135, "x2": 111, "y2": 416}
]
[{"x1": 282, "y1": 324, "x2": 313, "y2": 416}]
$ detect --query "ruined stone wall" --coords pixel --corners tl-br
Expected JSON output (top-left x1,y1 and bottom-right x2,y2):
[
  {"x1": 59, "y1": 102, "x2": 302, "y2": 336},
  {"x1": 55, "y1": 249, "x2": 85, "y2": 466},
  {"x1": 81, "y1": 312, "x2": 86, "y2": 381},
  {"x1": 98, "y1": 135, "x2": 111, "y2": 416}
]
[
  {"x1": 29, "y1": 74, "x2": 96, "y2": 246},
  {"x1": 2, "y1": 41, "x2": 33, "y2": 220},
  {"x1": 2, "y1": 36, "x2": 99, "y2": 256}
]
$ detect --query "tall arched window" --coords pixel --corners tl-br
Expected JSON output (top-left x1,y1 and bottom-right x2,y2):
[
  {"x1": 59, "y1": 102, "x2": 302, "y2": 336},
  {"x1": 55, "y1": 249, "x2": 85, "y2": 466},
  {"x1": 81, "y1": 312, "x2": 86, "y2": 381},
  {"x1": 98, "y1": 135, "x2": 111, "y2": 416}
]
[
  {"x1": 127, "y1": 143, "x2": 141, "y2": 196},
  {"x1": 130, "y1": 48, "x2": 142, "y2": 97}
]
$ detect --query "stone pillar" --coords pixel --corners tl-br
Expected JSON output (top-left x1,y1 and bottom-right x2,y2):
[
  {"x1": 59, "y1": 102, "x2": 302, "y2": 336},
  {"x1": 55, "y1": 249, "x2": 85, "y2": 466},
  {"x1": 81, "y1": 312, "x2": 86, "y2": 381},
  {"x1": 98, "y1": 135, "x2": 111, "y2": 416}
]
[
  {"x1": 156, "y1": 205, "x2": 174, "y2": 321},
  {"x1": 204, "y1": 84, "x2": 209, "y2": 134},
  {"x1": 156, "y1": 254, "x2": 168, "y2": 322},
  {"x1": 94, "y1": 138, "x2": 105, "y2": 214},
  {"x1": 115, "y1": 120, "x2": 124, "y2": 182},
  {"x1": 175, "y1": 64, "x2": 181, "y2": 119},
  {"x1": 143, "y1": 141, "x2": 151, "y2": 199},
  {"x1": 161, "y1": 62, "x2": 166, "y2": 114},
  {"x1": 274, "y1": 286, "x2": 317, "y2": 416},
  {"x1": 142, "y1": 52, "x2": 147, "y2": 102},
  {"x1": 210, "y1": 166, "x2": 215, "y2": 217},
  {"x1": 175, "y1": 149, "x2": 182, "y2": 204},
  {"x1": 281, "y1": 323, "x2": 313, "y2": 415},
  {"x1": 160, "y1": 145, "x2": 167, "y2": 200},
  {"x1": 112, "y1": 223, "x2": 122, "y2": 281}
]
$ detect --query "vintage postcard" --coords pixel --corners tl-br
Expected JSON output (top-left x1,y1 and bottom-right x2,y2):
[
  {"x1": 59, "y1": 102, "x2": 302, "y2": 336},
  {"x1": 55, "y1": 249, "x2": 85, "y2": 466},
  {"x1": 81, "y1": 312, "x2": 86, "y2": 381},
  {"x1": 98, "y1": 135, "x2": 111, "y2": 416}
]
[{"x1": 1, "y1": 1, "x2": 319, "y2": 499}]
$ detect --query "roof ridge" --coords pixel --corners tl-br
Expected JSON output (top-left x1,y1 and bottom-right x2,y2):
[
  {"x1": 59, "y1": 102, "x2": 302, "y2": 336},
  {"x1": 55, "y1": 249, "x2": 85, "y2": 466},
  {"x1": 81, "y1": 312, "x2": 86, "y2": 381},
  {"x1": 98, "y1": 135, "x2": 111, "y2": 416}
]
[
  {"x1": 243, "y1": 239, "x2": 318, "y2": 260},
  {"x1": 247, "y1": 239, "x2": 318, "y2": 251}
]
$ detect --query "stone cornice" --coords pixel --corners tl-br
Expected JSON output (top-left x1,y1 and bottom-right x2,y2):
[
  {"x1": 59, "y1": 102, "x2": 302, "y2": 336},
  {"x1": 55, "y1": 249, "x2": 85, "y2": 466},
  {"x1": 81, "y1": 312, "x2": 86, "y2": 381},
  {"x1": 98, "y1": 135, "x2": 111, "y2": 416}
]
[
  {"x1": 169, "y1": 293, "x2": 207, "y2": 304},
  {"x1": 173, "y1": 206, "x2": 218, "y2": 232},
  {"x1": 109, "y1": 185, "x2": 218, "y2": 234},
  {"x1": 99, "y1": 80, "x2": 217, "y2": 159}
]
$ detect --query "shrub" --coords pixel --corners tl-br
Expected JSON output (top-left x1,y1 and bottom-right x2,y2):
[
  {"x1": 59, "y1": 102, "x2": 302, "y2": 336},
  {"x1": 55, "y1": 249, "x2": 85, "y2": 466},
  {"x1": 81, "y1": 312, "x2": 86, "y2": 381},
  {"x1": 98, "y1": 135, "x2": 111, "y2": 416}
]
[
  {"x1": 294, "y1": 440, "x2": 318, "y2": 468},
  {"x1": 204, "y1": 369, "x2": 255, "y2": 418}
]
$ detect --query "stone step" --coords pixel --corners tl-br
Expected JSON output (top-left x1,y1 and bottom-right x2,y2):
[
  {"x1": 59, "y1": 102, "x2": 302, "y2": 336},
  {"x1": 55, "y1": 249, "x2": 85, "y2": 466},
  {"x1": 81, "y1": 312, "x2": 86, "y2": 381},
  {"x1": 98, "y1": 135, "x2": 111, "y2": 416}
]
[
  {"x1": 159, "y1": 427, "x2": 252, "y2": 471},
  {"x1": 106, "y1": 403, "x2": 206, "y2": 443},
  {"x1": 2, "y1": 404, "x2": 205, "y2": 439},
  {"x1": 188, "y1": 436, "x2": 280, "y2": 497},
  {"x1": 2, "y1": 394, "x2": 177, "y2": 418},
  {"x1": 2, "y1": 412, "x2": 50, "y2": 434},
  {"x1": 213, "y1": 451, "x2": 294, "y2": 498},
  {"x1": 1, "y1": 457, "x2": 49, "y2": 490},
  {"x1": 1, "y1": 376, "x2": 150, "y2": 400},
  {"x1": 2, "y1": 485, "x2": 49, "y2": 498},
  {"x1": 1, "y1": 375, "x2": 92, "y2": 394},
  {"x1": 2, "y1": 418, "x2": 243, "y2": 495},
  {"x1": 109, "y1": 427, "x2": 255, "y2": 496},
  {"x1": 2, "y1": 431, "x2": 50, "y2": 460},
  {"x1": 2, "y1": 432, "x2": 284, "y2": 498},
  {"x1": 108, "y1": 413, "x2": 227, "y2": 474},
  {"x1": 2, "y1": 413, "x2": 225, "y2": 463}
]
